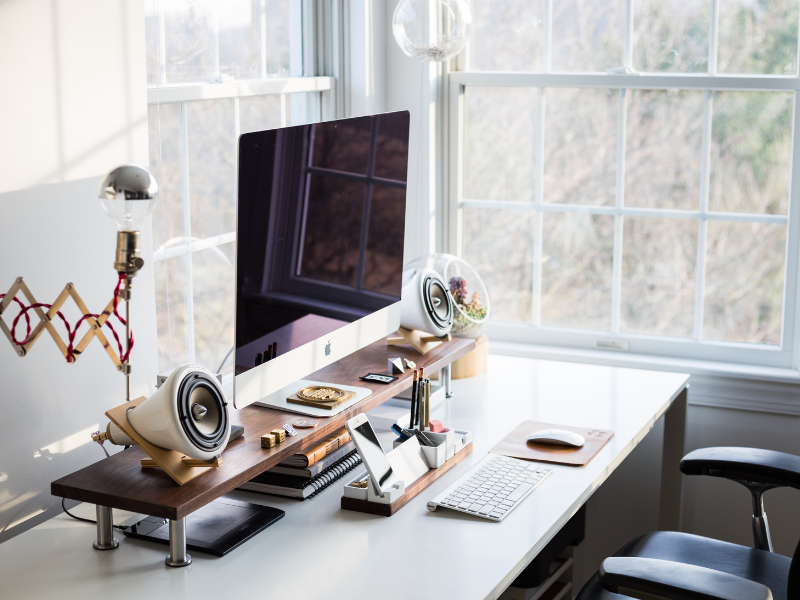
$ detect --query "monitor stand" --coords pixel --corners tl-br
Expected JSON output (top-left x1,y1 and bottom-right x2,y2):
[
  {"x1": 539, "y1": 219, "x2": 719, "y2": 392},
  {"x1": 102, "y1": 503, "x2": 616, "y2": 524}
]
[
  {"x1": 253, "y1": 379, "x2": 372, "y2": 417},
  {"x1": 121, "y1": 497, "x2": 284, "y2": 557}
]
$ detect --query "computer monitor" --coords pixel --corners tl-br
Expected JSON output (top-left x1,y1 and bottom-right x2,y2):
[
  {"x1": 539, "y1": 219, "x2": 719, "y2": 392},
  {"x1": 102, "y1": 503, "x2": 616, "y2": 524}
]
[{"x1": 233, "y1": 111, "x2": 410, "y2": 410}]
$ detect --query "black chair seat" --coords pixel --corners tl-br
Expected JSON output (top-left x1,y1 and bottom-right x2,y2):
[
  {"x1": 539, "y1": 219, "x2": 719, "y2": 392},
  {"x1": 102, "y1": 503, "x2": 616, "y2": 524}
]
[{"x1": 576, "y1": 531, "x2": 792, "y2": 600}]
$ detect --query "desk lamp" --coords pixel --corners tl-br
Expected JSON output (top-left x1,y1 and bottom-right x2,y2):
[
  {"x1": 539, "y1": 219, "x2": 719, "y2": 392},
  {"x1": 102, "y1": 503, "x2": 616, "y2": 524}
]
[{"x1": 0, "y1": 164, "x2": 158, "y2": 402}]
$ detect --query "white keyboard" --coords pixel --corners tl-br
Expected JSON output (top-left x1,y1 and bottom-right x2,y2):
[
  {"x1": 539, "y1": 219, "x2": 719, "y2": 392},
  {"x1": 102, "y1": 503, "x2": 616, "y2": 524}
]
[{"x1": 427, "y1": 453, "x2": 552, "y2": 521}]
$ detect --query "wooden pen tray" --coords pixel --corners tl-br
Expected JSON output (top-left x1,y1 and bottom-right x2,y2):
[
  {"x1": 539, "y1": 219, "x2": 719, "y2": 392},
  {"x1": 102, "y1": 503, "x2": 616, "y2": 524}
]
[{"x1": 340, "y1": 443, "x2": 473, "y2": 516}]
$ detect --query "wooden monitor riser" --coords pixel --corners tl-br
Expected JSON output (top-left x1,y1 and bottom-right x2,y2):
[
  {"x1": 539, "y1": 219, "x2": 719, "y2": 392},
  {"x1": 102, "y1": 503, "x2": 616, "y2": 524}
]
[{"x1": 51, "y1": 335, "x2": 475, "y2": 521}]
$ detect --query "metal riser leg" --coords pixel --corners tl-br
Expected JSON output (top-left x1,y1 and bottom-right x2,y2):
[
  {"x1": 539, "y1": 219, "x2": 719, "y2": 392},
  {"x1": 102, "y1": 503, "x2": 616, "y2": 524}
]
[
  {"x1": 93, "y1": 505, "x2": 119, "y2": 550},
  {"x1": 165, "y1": 517, "x2": 192, "y2": 567}
]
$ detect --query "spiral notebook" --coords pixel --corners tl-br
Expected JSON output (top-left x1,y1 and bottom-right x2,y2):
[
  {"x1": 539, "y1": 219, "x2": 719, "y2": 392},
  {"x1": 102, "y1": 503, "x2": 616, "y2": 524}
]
[{"x1": 239, "y1": 450, "x2": 363, "y2": 499}]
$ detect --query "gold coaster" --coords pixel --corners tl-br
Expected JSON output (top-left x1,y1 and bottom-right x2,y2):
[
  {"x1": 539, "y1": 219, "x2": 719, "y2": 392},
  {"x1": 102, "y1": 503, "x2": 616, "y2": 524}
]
[{"x1": 286, "y1": 385, "x2": 355, "y2": 410}]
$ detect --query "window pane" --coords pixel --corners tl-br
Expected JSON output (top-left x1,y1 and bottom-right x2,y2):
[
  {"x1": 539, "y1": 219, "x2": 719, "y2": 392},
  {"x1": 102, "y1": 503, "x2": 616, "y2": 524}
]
[
  {"x1": 634, "y1": 0, "x2": 710, "y2": 73},
  {"x1": 187, "y1": 99, "x2": 236, "y2": 240},
  {"x1": 718, "y1": 0, "x2": 799, "y2": 75},
  {"x1": 300, "y1": 175, "x2": 365, "y2": 287},
  {"x1": 156, "y1": 0, "x2": 292, "y2": 84},
  {"x1": 155, "y1": 255, "x2": 189, "y2": 372},
  {"x1": 703, "y1": 221, "x2": 785, "y2": 344},
  {"x1": 363, "y1": 185, "x2": 406, "y2": 295},
  {"x1": 621, "y1": 217, "x2": 697, "y2": 337},
  {"x1": 162, "y1": 0, "x2": 217, "y2": 84},
  {"x1": 464, "y1": 87, "x2": 537, "y2": 202},
  {"x1": 544, "y1": 88, "x2": 617, "y2": 206},
  {"x1": 239, "y1": 94, "x2": 285, "y2": 135},
  {"x1": 149, "y1": 104, "x2": 183, "y2": 254},
  {"x1": 145, "y1": 2, "x2": 159, "y2": 85},
  {"x1": 709, "y1": 92, "x2": 792, "y2": 215},
  {"x1": 469, "y1": 0, "x2": 544, "y2": 71},
  {"x1": 462, "y1": 207, "x2": 534, "y2": 323},
  {"x1": 541, "y1": 212, "x2": 614, "y2": 329},
  {"x1": 193, "y1": 243, "x2": 236, "y2": 377},
  {"x1": 217, "y1": 0, "x2": 262, "y2": 80},
  {"x1": 260, "y1": 0, "x2": 292, "y2": 76},
  {"x1": 552, "y1": 0, "x2": 625, "y2": 72},
  {"x1": 626, "y1": 89, "x2": 704, "y2": 209},
  {"x1": 312, "y1": 118, "x2": 373, "y2": 175}
]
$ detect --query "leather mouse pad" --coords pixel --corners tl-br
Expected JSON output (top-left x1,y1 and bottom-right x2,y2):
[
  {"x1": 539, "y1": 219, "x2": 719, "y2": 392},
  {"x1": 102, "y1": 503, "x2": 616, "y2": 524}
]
[{"x1": 489, "y1": 420, "x2": 615, "y2": 467}]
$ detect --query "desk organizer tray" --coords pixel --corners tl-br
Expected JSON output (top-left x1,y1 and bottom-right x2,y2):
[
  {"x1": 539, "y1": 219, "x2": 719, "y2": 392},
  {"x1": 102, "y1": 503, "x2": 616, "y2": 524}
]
[{"x1": 341, "y1": 432, "x2": 473, "y2": 517}]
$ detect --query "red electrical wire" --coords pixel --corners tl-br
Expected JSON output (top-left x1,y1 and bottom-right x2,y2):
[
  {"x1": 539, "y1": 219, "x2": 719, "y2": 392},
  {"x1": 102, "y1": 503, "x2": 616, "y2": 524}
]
[{"x1": 0, "y1": 274, "x2": 134, "y2": 364}]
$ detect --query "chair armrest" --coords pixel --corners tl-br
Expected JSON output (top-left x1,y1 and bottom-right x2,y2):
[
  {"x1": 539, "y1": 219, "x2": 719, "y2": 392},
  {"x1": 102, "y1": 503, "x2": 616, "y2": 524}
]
[
  {"x1": 599, "y1": 557, "x2": 773, "y2": 600},
  {"x1": 680, "y1": 447, "x2": 800, "y2": 490}
]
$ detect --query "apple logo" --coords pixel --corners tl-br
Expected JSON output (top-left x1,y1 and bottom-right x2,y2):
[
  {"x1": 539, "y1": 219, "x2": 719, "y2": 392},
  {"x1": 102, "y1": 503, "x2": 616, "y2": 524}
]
[{"x1": 325, "y1": 340, "x2": 331, "y2": 356}]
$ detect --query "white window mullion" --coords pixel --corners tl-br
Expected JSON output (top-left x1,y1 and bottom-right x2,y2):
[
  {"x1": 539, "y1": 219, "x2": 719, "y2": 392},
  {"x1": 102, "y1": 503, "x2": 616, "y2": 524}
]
[
  {"x1": 694, "y1": 91, "x2": 713, "y2": 340},
  {"x1": 180, "y1": 102, "x2": 196, "y2": 363},
  {"x1": 448, "y1": 81, "x2": 464, "y2": 256},
  {"x1": 543, "y1": 0, "x2": 552, "y2": 72},
  {"x1": 212, "y1": 5, "x2": 220, "y2": 82},
  {"x1": 624, "y1": 0, "x2": 634, "y2": 70},
  {"x1": 259, "y1": 0, "x2": 268, "y2": 79},
  {"x1": 785, "y1": 93, "x2": 800, "y2": 366},
  {"x1": 709, "y1": 0, "x2": 720, "y2": 75},
  {"x1": 158, "y1": 0, "x2": 167, "y2": 85},
  {"x1": 611, "y1": 89, "x2": 628, "y2": 334},
  {"x1": 532, "y1": 87, "x2": 546, "y2": 326}
]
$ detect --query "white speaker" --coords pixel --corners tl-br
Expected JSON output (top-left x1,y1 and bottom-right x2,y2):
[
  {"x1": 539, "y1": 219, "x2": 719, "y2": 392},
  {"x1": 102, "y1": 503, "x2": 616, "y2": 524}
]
[
  {"x1": 400, "y1": 267, "x2": 454, "y2": 336},
  {"x1": 100, "y1": 364, "x2": 231, "y2": 461}
]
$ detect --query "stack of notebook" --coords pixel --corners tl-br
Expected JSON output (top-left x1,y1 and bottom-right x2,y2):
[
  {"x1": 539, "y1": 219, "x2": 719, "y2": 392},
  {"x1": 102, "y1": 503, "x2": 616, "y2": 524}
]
[{"x1": 239, "y1": 427, "x2": 362, "y2": 499}]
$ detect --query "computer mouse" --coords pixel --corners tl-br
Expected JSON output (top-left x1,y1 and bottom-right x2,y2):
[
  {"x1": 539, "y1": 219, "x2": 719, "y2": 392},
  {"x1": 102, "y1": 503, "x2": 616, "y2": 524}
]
[{"x1": 526, "y1": 428, "x2": 585, "y2": 448}]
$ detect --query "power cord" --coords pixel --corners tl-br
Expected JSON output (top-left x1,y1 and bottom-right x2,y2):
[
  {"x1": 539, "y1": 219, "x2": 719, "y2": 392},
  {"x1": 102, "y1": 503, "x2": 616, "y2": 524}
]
[{"x1": 61, "y1": 497, "x2": 125, "y2": 530}]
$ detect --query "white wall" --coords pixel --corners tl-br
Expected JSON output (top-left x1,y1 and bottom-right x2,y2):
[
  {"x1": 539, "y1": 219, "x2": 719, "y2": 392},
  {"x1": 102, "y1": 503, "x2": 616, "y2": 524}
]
[{"x1": 0, "y1": 0, "x2": 157, "y2": 542}]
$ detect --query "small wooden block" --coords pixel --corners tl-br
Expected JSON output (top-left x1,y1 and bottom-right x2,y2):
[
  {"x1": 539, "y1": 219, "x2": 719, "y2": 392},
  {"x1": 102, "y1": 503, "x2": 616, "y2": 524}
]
[
  {"x1": 270, "y1": 429, "x2": 286, "y2": 443},
  {"x1": 261, "y1": 433, "x2": 277, "y2": 448}
]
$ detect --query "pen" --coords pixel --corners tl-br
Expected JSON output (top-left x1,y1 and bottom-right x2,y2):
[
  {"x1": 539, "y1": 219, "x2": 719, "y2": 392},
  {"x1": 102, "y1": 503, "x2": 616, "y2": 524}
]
[
  {"x1": 410, "y1": 370, "x2": 419, "y2": 428},
  {"x1": 416, "y1": 367, "x2": 424, "y2": 426},
  {"x1": 392, "y1": 423, "x2": 411, "y2": 440}
]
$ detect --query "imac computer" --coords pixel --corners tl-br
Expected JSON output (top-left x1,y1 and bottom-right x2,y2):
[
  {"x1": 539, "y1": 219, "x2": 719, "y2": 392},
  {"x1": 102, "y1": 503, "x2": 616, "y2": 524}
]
[{"x1": 233, "y1": 111, "x2": 410, "y2": 411}]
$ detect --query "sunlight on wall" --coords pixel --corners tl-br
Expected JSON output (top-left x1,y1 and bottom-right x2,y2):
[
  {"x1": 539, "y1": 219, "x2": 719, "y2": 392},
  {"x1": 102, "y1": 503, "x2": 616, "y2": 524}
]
[{"x1": 36, "y1": 424, "x2": 99, "y2": 457}]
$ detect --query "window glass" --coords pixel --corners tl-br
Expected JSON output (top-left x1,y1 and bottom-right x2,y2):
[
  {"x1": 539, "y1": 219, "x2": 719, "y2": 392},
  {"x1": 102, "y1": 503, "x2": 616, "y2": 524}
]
[
  {"x1": 464, "y1": 87, "x2": 537, "y2": 202},
  {"x1": 634, "y1": 0, "x2": 710, "y2": 73},
  {"x1": 462, "y1": 207, "x2": 535, "y2": 323},
  {"x1": 621, "y1": 217, "x2": 698, "y2": 337},
  {"x1": 709, "y1": 92, "x2": 793, "y2": 215},
  {"x1": 544, "y1": 88, "x2": 617, "y2": 206},
  {"x1": 718, "y1": 0, "x2": 799, "y2": 74},
  {"x1": 551, "y1": 0, "x2": 625, "y2": 72},
  {"x1": 625, "y1": 89, "x2": 705, "y2": 210},
  {"x1": 704, "y1": 221, "x2": 785, "y2": 344},
  {"x1": 187, "y1": 99, "x2": 236, "y2": 240},
  {"x1": 469, "y1": 0, "x2": 545, "y2": 71},
  {"x1": 541, "y1": 213, "x2": 614, "y2": 330}
]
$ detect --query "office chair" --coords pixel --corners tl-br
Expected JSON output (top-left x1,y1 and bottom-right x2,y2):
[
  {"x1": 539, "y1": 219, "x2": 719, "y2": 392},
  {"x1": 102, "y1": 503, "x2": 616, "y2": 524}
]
[{"x1": 575, "y1": 447, "x2": 800, "y2": 600}]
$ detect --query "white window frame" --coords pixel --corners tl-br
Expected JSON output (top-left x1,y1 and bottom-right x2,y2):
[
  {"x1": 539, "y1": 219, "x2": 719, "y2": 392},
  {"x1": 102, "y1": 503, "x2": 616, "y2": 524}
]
[
  {"x1": 446, "y1": 0, "x2": 800, "y2": 370},
  {"x1": 147, "y1": 1, "x2": 338, "y2": 367}
]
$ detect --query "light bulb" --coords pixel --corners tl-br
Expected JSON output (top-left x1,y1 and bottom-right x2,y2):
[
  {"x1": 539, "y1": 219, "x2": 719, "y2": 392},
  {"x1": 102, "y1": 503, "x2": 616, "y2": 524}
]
[
  {"x1": 392, "y1": 0, "x2": 472, "y2": 63},
  {"x1": 98, "y1": 164, "x2": 158, "y2": 232}
]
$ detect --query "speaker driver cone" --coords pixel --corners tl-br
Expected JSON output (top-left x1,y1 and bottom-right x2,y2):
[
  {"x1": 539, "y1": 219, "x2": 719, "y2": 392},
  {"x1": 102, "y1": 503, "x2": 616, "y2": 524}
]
[{"x1": 178, "y1": 373, "x2": 228, "y2": 452}]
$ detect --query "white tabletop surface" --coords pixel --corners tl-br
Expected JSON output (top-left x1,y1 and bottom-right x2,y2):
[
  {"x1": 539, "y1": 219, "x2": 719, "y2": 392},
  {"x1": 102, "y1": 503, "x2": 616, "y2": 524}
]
[{"x1": 0, "y1": 355, "x2": 689, "y2": 600}]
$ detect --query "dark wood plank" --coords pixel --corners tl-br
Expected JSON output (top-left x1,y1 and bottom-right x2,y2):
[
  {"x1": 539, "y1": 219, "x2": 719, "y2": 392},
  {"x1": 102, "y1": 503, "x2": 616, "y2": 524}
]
[
  {"x1": 51, "y1": 335, "x2": 475, "y2": 520},
  {"x1": 340, "y1": 443, "x2": 474, "y2": 516}
]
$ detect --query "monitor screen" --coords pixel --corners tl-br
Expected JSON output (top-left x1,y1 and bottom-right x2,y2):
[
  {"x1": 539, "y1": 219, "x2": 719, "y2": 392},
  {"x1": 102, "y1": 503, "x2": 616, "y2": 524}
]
[{"x1": 235, "y1": 112, "x2": 410, "y2": 377}]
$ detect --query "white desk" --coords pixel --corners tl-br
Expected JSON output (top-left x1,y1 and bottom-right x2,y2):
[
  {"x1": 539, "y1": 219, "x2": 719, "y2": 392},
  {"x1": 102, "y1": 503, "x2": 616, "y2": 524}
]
[{"x1": 0, "y1": 355, "x2": 688, "y2": 600}]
